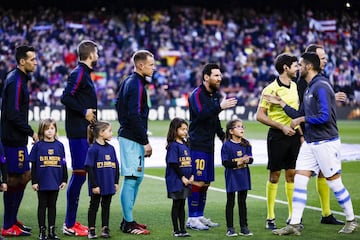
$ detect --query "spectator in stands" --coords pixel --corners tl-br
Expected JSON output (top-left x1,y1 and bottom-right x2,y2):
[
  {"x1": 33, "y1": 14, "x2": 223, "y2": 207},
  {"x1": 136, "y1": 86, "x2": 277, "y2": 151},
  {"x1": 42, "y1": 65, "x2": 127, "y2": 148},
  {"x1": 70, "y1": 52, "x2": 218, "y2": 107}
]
[{"x1": 0, "y1": 5, "x2": 359, "y2": 107}]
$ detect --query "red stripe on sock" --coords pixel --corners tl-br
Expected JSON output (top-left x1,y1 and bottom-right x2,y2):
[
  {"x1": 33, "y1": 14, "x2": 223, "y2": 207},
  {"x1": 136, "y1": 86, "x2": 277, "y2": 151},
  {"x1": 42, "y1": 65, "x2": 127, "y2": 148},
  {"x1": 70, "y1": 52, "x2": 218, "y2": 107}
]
[
  {"x1": 192, "y1": 185, "x2": 201, "y2": 192},
  {"x1": 72, "y1": 170, "x2": 87, "y2": 176}
]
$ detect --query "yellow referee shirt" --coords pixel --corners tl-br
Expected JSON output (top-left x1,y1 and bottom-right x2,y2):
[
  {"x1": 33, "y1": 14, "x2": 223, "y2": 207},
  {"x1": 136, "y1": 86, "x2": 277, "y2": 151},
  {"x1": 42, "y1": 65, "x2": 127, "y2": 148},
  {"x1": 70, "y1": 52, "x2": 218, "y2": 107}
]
[{"x1": 259, "y1": 78, "x2": 299, "y2": 127}]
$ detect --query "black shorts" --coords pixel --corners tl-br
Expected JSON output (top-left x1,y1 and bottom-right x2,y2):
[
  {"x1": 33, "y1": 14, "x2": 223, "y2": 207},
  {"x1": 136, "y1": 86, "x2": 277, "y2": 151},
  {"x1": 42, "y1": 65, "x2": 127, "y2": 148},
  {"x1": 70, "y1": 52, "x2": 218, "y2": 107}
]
[{"x1": 266, "y1": 128, "x2": 301, "y2": 172}]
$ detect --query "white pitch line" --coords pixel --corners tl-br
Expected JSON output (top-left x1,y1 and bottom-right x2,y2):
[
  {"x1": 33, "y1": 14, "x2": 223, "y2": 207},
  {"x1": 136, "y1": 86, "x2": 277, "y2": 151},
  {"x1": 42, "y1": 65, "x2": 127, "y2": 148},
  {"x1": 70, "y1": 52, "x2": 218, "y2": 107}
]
[{"x1": 144, "y1": 174, "x2": 360, "y2": 219}]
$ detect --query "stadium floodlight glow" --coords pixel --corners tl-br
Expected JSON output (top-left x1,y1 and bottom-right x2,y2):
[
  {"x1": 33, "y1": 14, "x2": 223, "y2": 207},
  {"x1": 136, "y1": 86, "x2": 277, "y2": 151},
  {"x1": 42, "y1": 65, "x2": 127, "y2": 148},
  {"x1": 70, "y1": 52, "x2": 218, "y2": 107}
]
[{"x1": 346, "y1": 2, "x2": 351, "y2": 8}]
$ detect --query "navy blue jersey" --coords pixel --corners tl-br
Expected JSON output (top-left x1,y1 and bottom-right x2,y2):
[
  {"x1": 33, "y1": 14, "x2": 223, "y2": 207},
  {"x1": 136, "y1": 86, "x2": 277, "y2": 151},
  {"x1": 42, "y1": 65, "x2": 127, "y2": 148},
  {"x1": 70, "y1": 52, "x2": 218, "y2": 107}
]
[
  {"x1": 116, "y1": 72, "x2": 149, "y2": 145},
  {"x1": 221, "y1": 140, "x2": 252, "y2": 192},
  {"x1": 165, "y1": 141, "x2": 192, "y2": 193},
  {"x1": 1, "y1": 68, "x2": 34, "y2": 146},
  {"x1": 188, "y1": 84, "x2": 224, "y2": 153},
  {"x1": 30, "y1": 140, "x2": 67, "y2": 191},
  {"x1": 61, "y1": 62, "x2": 97, "y2": 138},
  {"x1": 85, "y1": 142, "x2": 119, "y2": 196}
]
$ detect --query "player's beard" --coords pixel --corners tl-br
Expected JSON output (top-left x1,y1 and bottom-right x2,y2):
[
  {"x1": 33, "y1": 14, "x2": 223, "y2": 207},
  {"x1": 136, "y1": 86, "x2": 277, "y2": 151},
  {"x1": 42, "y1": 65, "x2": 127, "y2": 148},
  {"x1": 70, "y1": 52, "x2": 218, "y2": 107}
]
[
  {"x1": 300, "y1": 70, "x2": 307, "y2": 79},
  {"x1": 209, "y1": 81, "x2": 220, "y2": 92}
]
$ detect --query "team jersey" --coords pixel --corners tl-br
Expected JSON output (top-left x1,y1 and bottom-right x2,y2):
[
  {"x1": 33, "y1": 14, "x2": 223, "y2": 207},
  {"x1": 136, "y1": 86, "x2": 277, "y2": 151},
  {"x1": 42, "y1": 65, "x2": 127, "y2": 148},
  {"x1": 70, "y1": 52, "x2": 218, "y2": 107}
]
[
  {"x1": 30, "y1": 140, "x2": 67, "y2": 191},
  {"x1": 165, "y1": 141, "x2": 192, "y2": 193},
  {"x1": 61, "y1": 62, "x2": 97, "y2": 138},
  {"x1": 259, "y1": 77, "x2": 299, "y2": 127},
  {"x1": 188, "y1": 84, "x2": 225, "y2": 152},
  {"x1": 116, "y1": 72, "x2": 149, "y2": 145},
  {"x1": 221, "y1": 140, "x2": 252, "y2": 192},
  {"x1": 85, "y1": 142, "x2": 119, "y2": 196},
  {"x1": 1, "y1": 68, "x2": 34, "y2": 147}
]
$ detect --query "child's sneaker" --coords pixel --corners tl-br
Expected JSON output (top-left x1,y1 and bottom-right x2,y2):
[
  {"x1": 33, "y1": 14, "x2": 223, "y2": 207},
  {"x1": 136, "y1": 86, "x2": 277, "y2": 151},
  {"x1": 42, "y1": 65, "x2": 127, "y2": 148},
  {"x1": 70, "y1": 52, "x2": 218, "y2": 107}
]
[
  {"x1": 180, "y1": 230, "x2": 191, "y2": 237},
  {"x1": 101, "y1": 227, "x2": 110, "y2": 238},
  {"x1": 239, "y1": 226, "x2": 253, "y2": 236},
  {"x1": 173, "y1": 231, "x2": 182, "y2": 237},
  {"x1": 88, "y1": 228, "x2": 97, "y2": 239},
  {"x1": 226, "y1": 227, "x2": 238, "y2": 237}
]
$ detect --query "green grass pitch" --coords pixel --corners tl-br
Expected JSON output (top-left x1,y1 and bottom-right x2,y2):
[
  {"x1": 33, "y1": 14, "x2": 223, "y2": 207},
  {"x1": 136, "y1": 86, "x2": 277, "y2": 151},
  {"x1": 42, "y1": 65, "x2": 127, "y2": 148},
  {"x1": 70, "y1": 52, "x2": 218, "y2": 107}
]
[
  {"x1": 30, "y1": 120, "x2": 360, "y2": 144},
  {"x1": 10, "y1": 120, "x2": 359, "y2": 239}
]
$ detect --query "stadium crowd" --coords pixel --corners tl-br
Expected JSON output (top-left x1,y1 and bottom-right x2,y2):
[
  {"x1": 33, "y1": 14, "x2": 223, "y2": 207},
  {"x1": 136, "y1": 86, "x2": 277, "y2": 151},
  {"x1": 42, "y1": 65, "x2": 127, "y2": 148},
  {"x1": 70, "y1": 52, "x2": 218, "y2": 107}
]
[{"x1": 0, "y1": 5, "x2": 360, "y2": 108}]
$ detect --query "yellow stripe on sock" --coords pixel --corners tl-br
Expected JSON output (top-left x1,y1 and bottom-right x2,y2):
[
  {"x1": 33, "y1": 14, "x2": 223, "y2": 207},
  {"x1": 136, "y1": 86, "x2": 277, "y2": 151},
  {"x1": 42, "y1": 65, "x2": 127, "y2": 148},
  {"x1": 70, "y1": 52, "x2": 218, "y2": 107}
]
[
  {"x1": 266, "y1": 181, "x2": 278, "y2": 219},
  {"x1": 316, "y1": 177, "x2": 331, "y2": 217},
  {"x1": 285, "y1": 182, "x2": 294, "y2": 219}
]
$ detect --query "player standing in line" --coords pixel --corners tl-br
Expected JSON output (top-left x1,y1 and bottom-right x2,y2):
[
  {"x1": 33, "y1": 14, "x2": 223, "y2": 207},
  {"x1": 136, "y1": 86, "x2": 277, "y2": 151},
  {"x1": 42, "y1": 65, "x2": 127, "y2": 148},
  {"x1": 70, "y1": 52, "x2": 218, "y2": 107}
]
[
  {"x1": 256, "y1": 53, "x2": 302, "y2": 230},
  {"x1": 221, "y1": 119, "x2": 253, "y2": 237},
  {"x1": 30, "y1": 118, "x2": 68, "y2": 240},
  {"x1": 116, "y1": 50, "x2": 154, "y2": 235},
  {"x1": 61, "y1": 40, "x2": 98, "y2": 236},
  {"x1": 186, "y1": 63, "x2": 237, "y2": 230},
  {"x1": 165, "y1": 118, "x2": 193, "y2": 237},
  {"x1": 296, "y1": 44, "x2": 345, "y2": 225},
  {"x1": 1, "y1": 45, "x2": 38, "y2": 237},
  {"x1": 85, "y1": 121, "x2": 119, "y2": 239}
]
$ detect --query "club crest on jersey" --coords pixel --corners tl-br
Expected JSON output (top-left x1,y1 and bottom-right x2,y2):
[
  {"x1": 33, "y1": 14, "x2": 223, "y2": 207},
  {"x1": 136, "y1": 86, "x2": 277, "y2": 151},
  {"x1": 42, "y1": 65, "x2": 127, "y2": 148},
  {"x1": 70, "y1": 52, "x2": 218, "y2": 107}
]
[
  {"x1": 237, "y1": 151, "x2": 243, "y2": 157},
  {"x1": 184, "y1": 150, "x2": 188, "y2": 156},
  {"x1": 105, "y1": 154, "x2": 111, "y2": 161},
  {"x1": 48, "y1": 149, "x2": 54, "y2": 155}
]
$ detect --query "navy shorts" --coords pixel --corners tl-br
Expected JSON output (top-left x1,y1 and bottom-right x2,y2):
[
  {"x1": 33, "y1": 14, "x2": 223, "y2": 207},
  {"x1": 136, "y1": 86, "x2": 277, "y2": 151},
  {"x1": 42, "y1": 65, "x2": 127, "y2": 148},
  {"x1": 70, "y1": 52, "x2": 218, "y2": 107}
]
[
  {"x1": 4, "y1": 146, "x2": 30, "y2": 174},
  {"x1": 191, "y1": 150, "x2": 214, "y2": 182}
]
